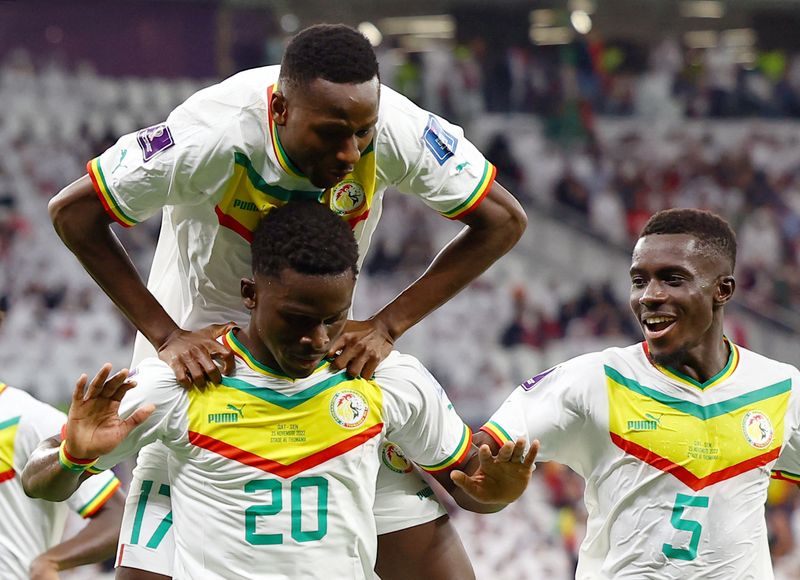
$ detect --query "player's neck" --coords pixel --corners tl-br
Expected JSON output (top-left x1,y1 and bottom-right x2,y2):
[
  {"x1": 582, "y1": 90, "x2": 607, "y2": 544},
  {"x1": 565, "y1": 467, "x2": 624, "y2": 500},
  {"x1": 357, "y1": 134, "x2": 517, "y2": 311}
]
[
  {"x1": 652, "y1": 335, "x2": 731, "y2": 384},
  {"x1": 233, "y1": 327, "x2": 284, "y2": 375}
]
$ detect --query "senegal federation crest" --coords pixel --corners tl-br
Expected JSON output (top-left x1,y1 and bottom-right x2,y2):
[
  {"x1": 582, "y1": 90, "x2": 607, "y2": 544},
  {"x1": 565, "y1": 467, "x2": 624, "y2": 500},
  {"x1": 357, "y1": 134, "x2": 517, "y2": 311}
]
[
  {"x1": 330, "y1": 390, "x2": 369, "y2": 429},
  {"x1": 330, "y1": 180, "x2": 366, "y2": 215},
  {"x1": 380, "y1": 442, "x2": 413, "y2": 474},
  {"x1": 742, "y1": 410, "x2": 774, "y2": 449}
]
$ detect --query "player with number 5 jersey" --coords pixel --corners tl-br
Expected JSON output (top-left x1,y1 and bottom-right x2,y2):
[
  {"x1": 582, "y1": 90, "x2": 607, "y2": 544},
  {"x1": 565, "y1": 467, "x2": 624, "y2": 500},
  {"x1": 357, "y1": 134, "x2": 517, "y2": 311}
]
[{"x1": 478, "y1": 209, "x2": 800, "y2": 579}]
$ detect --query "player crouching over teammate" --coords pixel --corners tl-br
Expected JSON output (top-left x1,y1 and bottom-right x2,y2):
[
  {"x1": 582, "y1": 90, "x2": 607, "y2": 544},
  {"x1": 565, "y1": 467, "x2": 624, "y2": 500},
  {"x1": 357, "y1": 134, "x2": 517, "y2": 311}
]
[{"x1": 22, "y1": 202, "x2": 537, "y2": 579}]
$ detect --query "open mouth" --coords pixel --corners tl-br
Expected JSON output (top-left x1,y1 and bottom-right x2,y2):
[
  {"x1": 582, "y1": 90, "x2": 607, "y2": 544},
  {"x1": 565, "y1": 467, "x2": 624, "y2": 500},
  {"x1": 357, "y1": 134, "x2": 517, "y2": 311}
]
[{"x1": 642, "y1": 316, "x2": 676, "y2": 338}]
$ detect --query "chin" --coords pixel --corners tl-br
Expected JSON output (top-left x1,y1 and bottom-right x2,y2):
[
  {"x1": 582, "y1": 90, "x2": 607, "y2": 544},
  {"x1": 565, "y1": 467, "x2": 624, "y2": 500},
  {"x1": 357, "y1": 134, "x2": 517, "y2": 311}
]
[{"x1": 649, "y1": 346, "x2": 690, "y2": 369}]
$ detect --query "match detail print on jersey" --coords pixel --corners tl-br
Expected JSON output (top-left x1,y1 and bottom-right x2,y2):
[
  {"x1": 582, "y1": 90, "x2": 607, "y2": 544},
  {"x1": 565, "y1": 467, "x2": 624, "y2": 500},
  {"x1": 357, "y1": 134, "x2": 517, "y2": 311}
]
[{"x1": 606, "y1": 362, "x2": 790, "y2": 491}]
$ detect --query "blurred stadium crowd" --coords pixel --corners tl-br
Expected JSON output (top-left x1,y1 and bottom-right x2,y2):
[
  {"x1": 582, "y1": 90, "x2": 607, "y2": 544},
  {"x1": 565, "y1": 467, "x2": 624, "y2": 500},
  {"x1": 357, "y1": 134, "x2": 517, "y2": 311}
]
[{"x1": 3, "y1": 28, "x2": 800, "y2": 577}]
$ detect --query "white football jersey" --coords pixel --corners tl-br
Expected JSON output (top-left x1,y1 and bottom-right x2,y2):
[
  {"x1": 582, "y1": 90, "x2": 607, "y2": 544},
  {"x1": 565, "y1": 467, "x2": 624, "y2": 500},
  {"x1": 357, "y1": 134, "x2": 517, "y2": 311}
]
[
  {"x1": 0, "y1": 384, "x2": 121, "y2": 579},
  {"x1": 482, "y1": 341, "x2": 800, "y2": 579},
  {"x1": 100, "y1": 333, "x2": 471, "y2": 580},
  {"x1": 86, "y1": 65, "x2": 496, "y2": 364}
]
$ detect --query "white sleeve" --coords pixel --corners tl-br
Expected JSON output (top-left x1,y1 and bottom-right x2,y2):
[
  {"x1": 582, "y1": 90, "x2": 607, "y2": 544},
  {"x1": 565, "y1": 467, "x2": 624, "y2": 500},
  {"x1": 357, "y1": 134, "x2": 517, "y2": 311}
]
[
  {"x1": 87, "y1": 99, "x2": 237, "y2": 225},
  {"x1": 12, "y1": 395, "x2": 121, "y2": 519},
  {"x1": 13, "y1": 398, "x2": 68, "y2": 469},
  {"x1": 375, "y1": 88, "x2": 496, "y2": 220},
  {"x1": 93, "y1": 358, "x2": 188, "y2": 470},
  {"x1": 378, "y1": 352, "x2": 471, "y2": 473},
  {"x1": 481, "y1": 353, "x2": 605, "y2": 472},
  {"x1": 772, "y1": 368, "x2": 800, "y2": 480}
]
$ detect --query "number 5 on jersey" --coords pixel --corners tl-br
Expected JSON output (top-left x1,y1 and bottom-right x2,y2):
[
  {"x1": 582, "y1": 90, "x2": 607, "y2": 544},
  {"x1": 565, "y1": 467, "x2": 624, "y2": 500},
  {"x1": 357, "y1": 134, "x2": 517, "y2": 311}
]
[{"x1": 662, "y1": 493, "x2": 710, "y2": 561}]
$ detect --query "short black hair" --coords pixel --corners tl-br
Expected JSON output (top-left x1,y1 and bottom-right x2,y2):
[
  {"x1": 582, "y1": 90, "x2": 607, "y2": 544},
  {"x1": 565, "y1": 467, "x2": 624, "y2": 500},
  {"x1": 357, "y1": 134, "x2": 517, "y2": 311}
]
[
  {"x1": 252, "y1": 201, "x2": 359, "y2": 278},
  {"x1": 640, "y1": 208, "x2": 737, "y2": 270},
  {"x1": 279, "y1": 24, "x2": 379, "y2": 89}
]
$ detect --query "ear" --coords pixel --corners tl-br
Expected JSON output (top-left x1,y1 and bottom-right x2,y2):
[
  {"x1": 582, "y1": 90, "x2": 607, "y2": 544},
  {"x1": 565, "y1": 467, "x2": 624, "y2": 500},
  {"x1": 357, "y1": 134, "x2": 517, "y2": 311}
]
[
  {"x1": 271, "y1": 90, "x2": 288, "y2": 126},
  {"x1": 241, "y1": 278, "x2": 257, "y2": 310},
  {"x1": 714, "y1": 275, "x2": 735, "y2": 307}
]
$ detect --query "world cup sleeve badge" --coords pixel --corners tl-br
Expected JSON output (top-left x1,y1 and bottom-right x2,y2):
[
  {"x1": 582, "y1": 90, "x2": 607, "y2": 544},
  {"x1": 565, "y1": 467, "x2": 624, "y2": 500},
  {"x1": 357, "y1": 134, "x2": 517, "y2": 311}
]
[{"x1": 137, "y1": 123, "x2": 175, "y2": 162}]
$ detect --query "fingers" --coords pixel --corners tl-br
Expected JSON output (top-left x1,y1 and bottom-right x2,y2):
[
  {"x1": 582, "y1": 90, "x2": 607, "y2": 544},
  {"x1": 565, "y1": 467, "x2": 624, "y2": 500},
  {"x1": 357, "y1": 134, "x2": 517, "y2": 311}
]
[
  {"x1": 450, "y1": 469, "x2": 484, "y2": 501},
  {"x1": 98, "y1": 369, "x2": 132, "y2": 401},
  {"x1": 359, "y1": 354, "x2": 381, "y2": 381},
  {"x1": 125, "y1": 403, "x2": 156, "y2": 432},
  {"x1": 161, "y1": 328, "x2": 235, "y2": 389},
  {"x1": 494, "y1": 441, "x2": 515, "y2": 464},
  {"x1": 523, "y1": 439, "x2": 540, "y2": 469},
  {"x1": 332, "y1": 340, "x2": 384, "y2": 378},
  {"x1": 83, "y1": 364, "x2": 114, "y2": 401},
  {"x1": 509, "y1": 438, "x2": 526, "y2": 464},
  {"x1": 213, "y1": 345, "x2": 235, "y2": 376},
  {"x1": 327, "y1": 335, "x2": 347, "y2": 362},
  {"x1": 72, "y1": 374, "x2": 88, "y2": 404},
  {"x1": 183, "y1": 356, "x2": 208, "y2": 389},
  {"x1": 203, "y1": 322, "x2": 236, "y2": 339}
]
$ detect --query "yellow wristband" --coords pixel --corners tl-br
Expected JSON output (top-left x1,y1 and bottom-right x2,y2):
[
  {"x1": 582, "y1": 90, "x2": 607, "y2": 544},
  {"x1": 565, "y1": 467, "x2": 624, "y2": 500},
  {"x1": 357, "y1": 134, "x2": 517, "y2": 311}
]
[{"x1": 58, "y1": 440, "x2": 99, "y2": 473}]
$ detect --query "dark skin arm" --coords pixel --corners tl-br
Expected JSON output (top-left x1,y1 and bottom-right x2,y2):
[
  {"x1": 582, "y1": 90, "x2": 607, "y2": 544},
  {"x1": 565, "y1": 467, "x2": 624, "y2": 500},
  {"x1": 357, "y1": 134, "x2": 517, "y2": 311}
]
[
  {"x1": 49, "y1": 176, "x2": 235, "y2": 388},
  {"x1": 376, "y1": 515, "x2": 474, "y2": 580},
  {"x1": 22, "y1": 365, "x2": 151, "y2": 502},
  {"x1": 28, "y1": 490, "x2": 125, "y2": 580},
  {"x1": 375, "y1": 437, "x2": 538, "y2": 580},
  {"x1": 330, "y1": 181, "x2": 527, "y2": 378},
  {"x1": 434, "y1": 437, "x2": 539, "y2": 513}
]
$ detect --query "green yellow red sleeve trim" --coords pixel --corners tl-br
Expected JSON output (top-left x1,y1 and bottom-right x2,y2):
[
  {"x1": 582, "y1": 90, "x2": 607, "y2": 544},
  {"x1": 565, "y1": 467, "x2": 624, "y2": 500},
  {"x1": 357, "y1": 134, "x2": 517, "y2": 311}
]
[
  {"x1": 77, "y1": 476, "x2": 122, "y2": 518},
  {"x1": 442, "y1": 161, "x2": 496, "y2": 220},
  {"x1": 86, "y1": 158, "x2": 138, "y2": 227},
  {"x1": 772, "y1": 469, "x2": 800, "y2": 483},
  {"x1": 418, "y1": 425, "x2": 473, "y2": 473},
  {"x1": 480, "y1": 421, "x2": 513, "y2": 447}
]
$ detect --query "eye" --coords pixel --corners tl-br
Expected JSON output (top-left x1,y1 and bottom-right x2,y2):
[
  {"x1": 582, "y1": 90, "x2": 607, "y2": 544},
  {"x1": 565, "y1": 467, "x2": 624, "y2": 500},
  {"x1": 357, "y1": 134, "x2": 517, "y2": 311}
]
[
  {"x1": 665, "y1": 275, "x2": 684, "y2": 286},
  {"x1": 355, "y1": 127, "x2": 372, "y2": 139},
  {"x1": 631, "y1": 276, "x2": 645, "y2": 288},
  {"x1": 324, "y1": 312, "x2": 347, "y2": 326}
]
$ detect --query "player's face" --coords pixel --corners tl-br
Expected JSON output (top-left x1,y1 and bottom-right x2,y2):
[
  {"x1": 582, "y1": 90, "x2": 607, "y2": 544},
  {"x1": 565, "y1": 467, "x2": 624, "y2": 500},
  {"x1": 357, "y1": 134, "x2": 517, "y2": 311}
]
[
  {"x1": 629, "y1": 234, "x2": 733, "y2": 368},
  {"x1": 244, "y1": 268, "x2": 354, "y2": 378},
  {"x1": 274, "y1": 77, "x2": 380, "y2": 189}
]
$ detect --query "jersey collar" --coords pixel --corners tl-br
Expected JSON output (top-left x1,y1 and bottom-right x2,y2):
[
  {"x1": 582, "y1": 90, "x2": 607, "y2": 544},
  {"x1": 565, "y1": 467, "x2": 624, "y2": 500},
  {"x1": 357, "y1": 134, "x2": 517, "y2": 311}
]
[
  {"x1": 222, "y1": 329, "x2": 330, "y2": 381},
  {"x1": 642, "y1": 337, "x2": 739, "y2": 390},
  {"x1": 266, "y1": 83, "x2": 306, "y2": 179}
]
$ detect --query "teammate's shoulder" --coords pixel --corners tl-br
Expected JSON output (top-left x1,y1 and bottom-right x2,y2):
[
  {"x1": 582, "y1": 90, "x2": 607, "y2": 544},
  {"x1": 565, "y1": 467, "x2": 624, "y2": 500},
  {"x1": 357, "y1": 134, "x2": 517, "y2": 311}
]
[
  {"x1": 375, "y1": 84, "x2": 431, "y2": 134},
  {"x1": 561, "y1": 346, "x2": 625, "y2": 374},
  {"x1": 132, "y1": 357, "x2": 181, "y2": 384},
  {"x1": 373, "y1": 351, "x2": 426, "y2": 376},
  {"x1": 734, "y1": 343, "x2": 800, "y2": 380},
  {"x1": 0, "y1": 384, "x2": 46, "y2": 410}
]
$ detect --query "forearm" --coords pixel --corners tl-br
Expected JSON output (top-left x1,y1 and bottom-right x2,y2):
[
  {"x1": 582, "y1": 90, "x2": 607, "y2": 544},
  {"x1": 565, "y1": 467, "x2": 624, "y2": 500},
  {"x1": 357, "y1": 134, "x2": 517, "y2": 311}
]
[
  {"x1": 50, "y1": 176, "x2": 179, "y2": 348},
  {"x1": 22, "y1": 438, "x2": 87, "y2": 502},
  {"x1": 35, "y1": 493, "x2": 124, "y2": 571},
  {"x1": 375, "y1": 182, "x2": 526, "y2": 338}
]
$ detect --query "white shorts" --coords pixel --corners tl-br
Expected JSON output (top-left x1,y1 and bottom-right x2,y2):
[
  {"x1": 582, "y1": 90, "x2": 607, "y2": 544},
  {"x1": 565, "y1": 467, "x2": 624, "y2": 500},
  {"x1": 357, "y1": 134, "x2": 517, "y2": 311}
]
[{"x1": 116, "y1": 440, "x2": 445, "y2": 575}]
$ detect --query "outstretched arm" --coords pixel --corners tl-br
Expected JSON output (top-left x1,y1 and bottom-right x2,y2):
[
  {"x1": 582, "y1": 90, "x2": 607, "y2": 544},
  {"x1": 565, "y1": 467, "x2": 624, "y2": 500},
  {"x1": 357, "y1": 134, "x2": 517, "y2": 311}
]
[
  {"x1": 28, "y1": 490, "x2": 125, "y2": 580},
  {"x1": 22, "y1": 364, "x2": 153, "y2": 501},
  {"x1": 49, "y1": 176, "x2": 234, "y2": 387},
  {"x1": 330, "y1": 181, "x2": 526, "y2": 377},
  {"x1": 434, "y1": 436, "x2": 539, "y2": 513}
]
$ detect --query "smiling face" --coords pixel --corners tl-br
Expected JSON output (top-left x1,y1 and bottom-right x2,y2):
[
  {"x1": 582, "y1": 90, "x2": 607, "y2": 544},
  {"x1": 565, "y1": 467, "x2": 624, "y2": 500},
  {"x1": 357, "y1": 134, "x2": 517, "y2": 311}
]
[
  {"x1": 271, "y1": 77, "x2": 380, "y2": 189},
  {"x1": 629, "y1": 233, "x2": 735, "y2": 371},
  {"x1": 242, "y1": 268, "x2": 354, "y2": 379}
]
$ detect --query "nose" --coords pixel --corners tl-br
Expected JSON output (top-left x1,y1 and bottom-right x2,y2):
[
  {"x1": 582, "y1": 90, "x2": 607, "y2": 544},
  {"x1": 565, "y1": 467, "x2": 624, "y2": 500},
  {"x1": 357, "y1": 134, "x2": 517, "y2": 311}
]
[
  {"x1": 639, "y1": 280, "x2": 666, "y2": 305},
  {"x1": 336, "y1": 136, "x2": 361, "y2": 168},
  {"x1": 300, "y1": 324, "x2": 329, "y2": 352}
]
